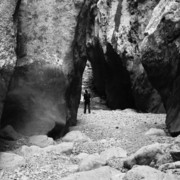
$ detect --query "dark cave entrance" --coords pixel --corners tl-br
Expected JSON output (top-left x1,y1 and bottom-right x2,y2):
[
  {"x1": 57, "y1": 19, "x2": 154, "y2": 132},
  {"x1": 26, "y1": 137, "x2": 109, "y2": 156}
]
[
  {"x1": 105, "y1": 43, "x2": 135, "y2": 109},
  {"x1": 85, "y1": 40, "x2": 135, "y2": 110}
]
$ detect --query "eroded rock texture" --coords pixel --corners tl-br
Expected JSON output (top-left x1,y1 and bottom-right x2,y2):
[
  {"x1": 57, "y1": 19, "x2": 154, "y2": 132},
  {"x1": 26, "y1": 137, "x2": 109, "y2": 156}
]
[
  {"x1": 0, "y1": 0, "x2": 18, "y2": 121},
  {"x1": 0, "y1": 0, "x2": 85, "y2": 137},
  {"x1": 141, "y1": 0, "x2": 180, "y2": 135},
  {"x1": 1, "y1": 0, "x2": 180, "y2": 137},
  {"x1": 85, "y1": 0, "x2": 165, "y2": 112}
]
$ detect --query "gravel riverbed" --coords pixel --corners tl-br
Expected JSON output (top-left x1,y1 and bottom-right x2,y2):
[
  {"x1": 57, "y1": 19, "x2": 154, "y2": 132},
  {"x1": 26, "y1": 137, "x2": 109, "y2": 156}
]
[{"x1": 0, "y1": 105, "x2": 175, "y2": 180}]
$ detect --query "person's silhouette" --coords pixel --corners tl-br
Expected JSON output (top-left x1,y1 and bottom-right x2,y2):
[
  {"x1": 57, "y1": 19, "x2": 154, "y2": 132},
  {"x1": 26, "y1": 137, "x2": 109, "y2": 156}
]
[{"x1": 83, "y1": 90, "x2": 91, "y2": 114}]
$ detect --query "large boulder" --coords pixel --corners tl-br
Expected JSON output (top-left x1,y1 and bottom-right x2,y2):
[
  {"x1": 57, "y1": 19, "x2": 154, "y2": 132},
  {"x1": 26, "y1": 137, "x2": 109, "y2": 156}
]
[
  {"x1": 28, "y1": 135, "x2": 55, "y2": 148},
  {"x1": 159, "y1": 161, "x2": 180, "y2": 171},
  {"x1": 0, "y1": 125, "x2": 22, "y2": 140},
  {"x1": 78, "y1": 153, "x2": 106, "y2": 172},
  {"x1": 169, "y1": 135, "x2": 180, "y2": 161},
  {"x1": 124, "y1": 143, "x2": 170, "y2": 169},
  {"x1": 61, "y1": 166, "x2": 125, "y2": 180},
  {"x1": 145, "y1": 128, "x2": 166, "y2": 136},
  {"x1": 0, "y1": 152, "x2": 26, "y2": 169},
  {"x1": 62, "y1": 131, "x2": 91, "y2": 143},
  {"x1": 141, "y1": 0, "x2": 180, "y2": 135},
  {"x1": 21, "y1": 145, "x2": 43, "y2": 157},
  {"x1": 123, "y1": 165, "x2": 178, "y2": 180},
  {"x1": 0, "y1": 0, "x2": 85, "y2": 137},
  {"x1": 21, "y1": 142, "x2": 74, "y2": 156},
  {"x1": 100, "y1": 147, "x2": 127, "y2": 163},
  {"x1": 85, "y1": 0, "x2": 164, "y2": 112},
  {"x1": 72, "y1": 153, "x2": 89, "y2": 163}
]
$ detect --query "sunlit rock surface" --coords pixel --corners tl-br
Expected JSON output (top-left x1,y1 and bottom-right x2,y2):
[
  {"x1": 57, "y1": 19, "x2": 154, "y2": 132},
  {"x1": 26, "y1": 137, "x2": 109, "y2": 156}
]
[
  {"x1": 85, "y1": 0, "x2": 164, "y2": 112},
  {"x1": 141, "y1": 0, "x2": 180, "y2": 135},
  {"x1": 0, "y1": 0, "x2": 84, "y2": 137}
]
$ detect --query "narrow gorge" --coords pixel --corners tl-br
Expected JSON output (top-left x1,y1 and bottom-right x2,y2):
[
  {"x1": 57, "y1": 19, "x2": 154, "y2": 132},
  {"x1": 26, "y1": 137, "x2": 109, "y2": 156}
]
[
  {"x1": 0, "y1": 0, "x2": 178, "y2": 137},
  {"x1": 1, "y1": 0, "x2": 180, "y2": 179}
]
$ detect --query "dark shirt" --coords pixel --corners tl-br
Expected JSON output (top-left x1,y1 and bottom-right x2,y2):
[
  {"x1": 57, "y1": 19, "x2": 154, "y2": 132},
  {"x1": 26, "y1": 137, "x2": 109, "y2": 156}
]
[{"x1": 84, "y1": 93, "x2": 91, "y2": 103}]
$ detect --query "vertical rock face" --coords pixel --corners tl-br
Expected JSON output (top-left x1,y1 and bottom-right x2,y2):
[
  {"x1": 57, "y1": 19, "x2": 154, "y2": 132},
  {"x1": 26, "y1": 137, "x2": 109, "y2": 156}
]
[
  {"x1": 1, "y1": 0, "x2": 84, "y2": 137},
  {"x1": 86, "y1": 0, "x2": 164, "y2": 112},
  {"x1": 141, "y1": 0, "x2": 180, "y2": 135},
  {"x1": 1, "y1": 0, "x2": 180, "y2": 137},
  {"x1": 0, "y1": 0, "x2": 17, "y2": 122}
]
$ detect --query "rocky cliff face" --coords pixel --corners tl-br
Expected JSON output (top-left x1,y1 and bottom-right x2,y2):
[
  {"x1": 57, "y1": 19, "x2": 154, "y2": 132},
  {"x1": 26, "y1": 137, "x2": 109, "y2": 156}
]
[
  {"x1": 0, "y1": 0, "x2": 85, "y2": 137},
  {"x1": 141, "y1": 0, "x2": 180, "y2": 135},
  {"x1": 0, "y1": 0, "x2": 17, "y2": 121},
  {"x1": 1, "y1": 0, "x2": 180, "y2": 137},
  {"x1": 85, "y1": 0, "x2": 164, "y2": 112}
]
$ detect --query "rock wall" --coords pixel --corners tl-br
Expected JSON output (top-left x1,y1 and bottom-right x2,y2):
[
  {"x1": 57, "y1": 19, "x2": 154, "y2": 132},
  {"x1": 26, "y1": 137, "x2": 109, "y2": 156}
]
[
  {"x1": 85, "y1": 0, "x2": 165, "y2": 112},
  {"x1": 141, "y1": 0, "x2": 180, "y2": 135},
  {"x1": 0, "y1": 0, "x2": 85, "y2": 137},
  {"x1": 0, "y1": 0, "x2": 18, "y2": 122},
  {"x1": 65, "y1": 0, "x2": 97, "y2": 129},
  {"x1": 1, "y1": 0, "x2": 180, "y2": 137}
]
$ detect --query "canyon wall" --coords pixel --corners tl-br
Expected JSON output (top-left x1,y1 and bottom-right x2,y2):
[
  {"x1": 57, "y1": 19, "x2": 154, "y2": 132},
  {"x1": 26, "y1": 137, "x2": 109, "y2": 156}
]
[
  {"x1": 0, "y1": 0, "x2": 86, "y2": 138},
  {"x1": 85, "y1": 0, "x2": 164, "y2": 112},
  {"x1": 1, "y1": 0, "x2": 180, "y2": 137},
  {"x1": 0, "y1": 0, "x2": 17, "y2": 122},
  {"x1": 141, "y1": 0, "x2": 180, "y2": 135}
]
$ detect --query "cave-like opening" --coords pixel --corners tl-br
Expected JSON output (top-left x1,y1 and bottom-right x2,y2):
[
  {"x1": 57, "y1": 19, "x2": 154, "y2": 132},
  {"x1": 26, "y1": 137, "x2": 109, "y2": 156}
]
[
  {"x1": 105, "y1": 43, "x2": 135, "y2": 109},
  {"x1": 83, "y1": 40, "x2": 135, "y2": 110}
]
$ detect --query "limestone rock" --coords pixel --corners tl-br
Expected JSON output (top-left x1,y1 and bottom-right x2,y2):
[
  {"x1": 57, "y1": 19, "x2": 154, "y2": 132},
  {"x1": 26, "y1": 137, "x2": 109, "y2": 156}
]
[
  {"x1": 62, "y1": 131, "x2": 91, "y2": 143},
  {"x1": 72, "y1": 153, "x2": 89, "y2": 163},
  {"x1": 61, "y1": 166, "x2": 125, "y2": 180},
  {"x1": 28, "y1": 135, "x2": 55, "y2": 148},
  {"x1": 123, "y1": 165, "x2": 177, "y2": 180},
  {"x1": 0, "y1": 152, "x2": 26, "y2": 169},
  {"x1": 122, "y1": 109, "x2": 137, "y2": 113},
  {"x1": 100, "y1": 147, "x2": 127, "y2": 163},
  {"x1": 78, "y1": 153, "x2": 106, "y2": 172},
  {"x1": 141, "y1": 0, "x2": 180, "y2": 135},
  {"x1": 21, "y1": 142, "x2": 74, "y2": 157},
  {"x1": 170, "y1": 135, "x2": 180, "y2": 153},
  {"x1": 174, "y1": 135, "x2": 180, "y2": 145},
  {"x1": 0, "y1": 0, "x2": 85, "y2": 138},
  {"x1": 0, "y1": 125, "x2": 22, "y2": 140},
  {"x1": 21, "y1": 145, "x2": 43, "y2": 157},
  {"x1": 85, "y1": 0, "x2": 164, "y2": 112},
  {"x1": 159, "y1": 161, "x2": 180, "y2": 171},
  {"x1": 168, "y1": 135, "x2": 180, "y2": 161},
  {"x1": 0, "y1": 0, "x2": 17, "y2": 120},
  {"x1": 145, "y1": 128, "x2": 166, "y2": 136},
  {"x1": 124, "y1": 143, "x2": 170, "y2": 169},
  {"x1": 44, "y1": 142, "x2": 74, "y2": 155},
  {"x1": 169, "y1": 147, "x2": 180, "y2": 162},
  {"x1": 67, "y1": 165, "x2": 79, "y2": 174}
]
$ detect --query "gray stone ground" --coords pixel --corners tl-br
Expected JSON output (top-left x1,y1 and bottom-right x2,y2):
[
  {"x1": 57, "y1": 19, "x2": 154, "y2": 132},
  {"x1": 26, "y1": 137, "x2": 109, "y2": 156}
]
[{"x1": 0, "y1": 102, "x2": 178, "y2": 180}]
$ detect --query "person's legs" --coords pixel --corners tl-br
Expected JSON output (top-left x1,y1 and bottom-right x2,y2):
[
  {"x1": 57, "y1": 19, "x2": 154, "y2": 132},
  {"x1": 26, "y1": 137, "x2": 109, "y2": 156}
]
[
  {"x1": 84, "y1": 102, "x2": 87, "y2": 114},
  {"x1": 88, "y1": 102, "x2": 91, "y2": 113}
]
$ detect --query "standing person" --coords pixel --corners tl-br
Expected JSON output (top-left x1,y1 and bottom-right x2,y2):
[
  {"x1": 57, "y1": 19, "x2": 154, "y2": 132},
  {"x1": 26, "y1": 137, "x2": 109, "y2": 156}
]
[{"x1": 83, "y1": 90, "x2": 91, "y2": 114}]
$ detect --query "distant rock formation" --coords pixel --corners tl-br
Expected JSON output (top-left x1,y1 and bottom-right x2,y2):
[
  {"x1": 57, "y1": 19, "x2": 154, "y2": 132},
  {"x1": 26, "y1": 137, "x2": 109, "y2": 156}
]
[
  {"x1": 85, "y1": 0, "x2": 164, "y2": 112},
  {"x1": 141, "y1": 0, "x2": 180, "y2": 135}
]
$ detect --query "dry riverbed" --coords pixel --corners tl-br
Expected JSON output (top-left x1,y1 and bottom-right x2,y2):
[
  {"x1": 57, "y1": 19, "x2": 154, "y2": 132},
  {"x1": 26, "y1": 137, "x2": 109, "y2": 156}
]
[{"x1": 0, "y1": 104, "x2": 178, "y2": 180}]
